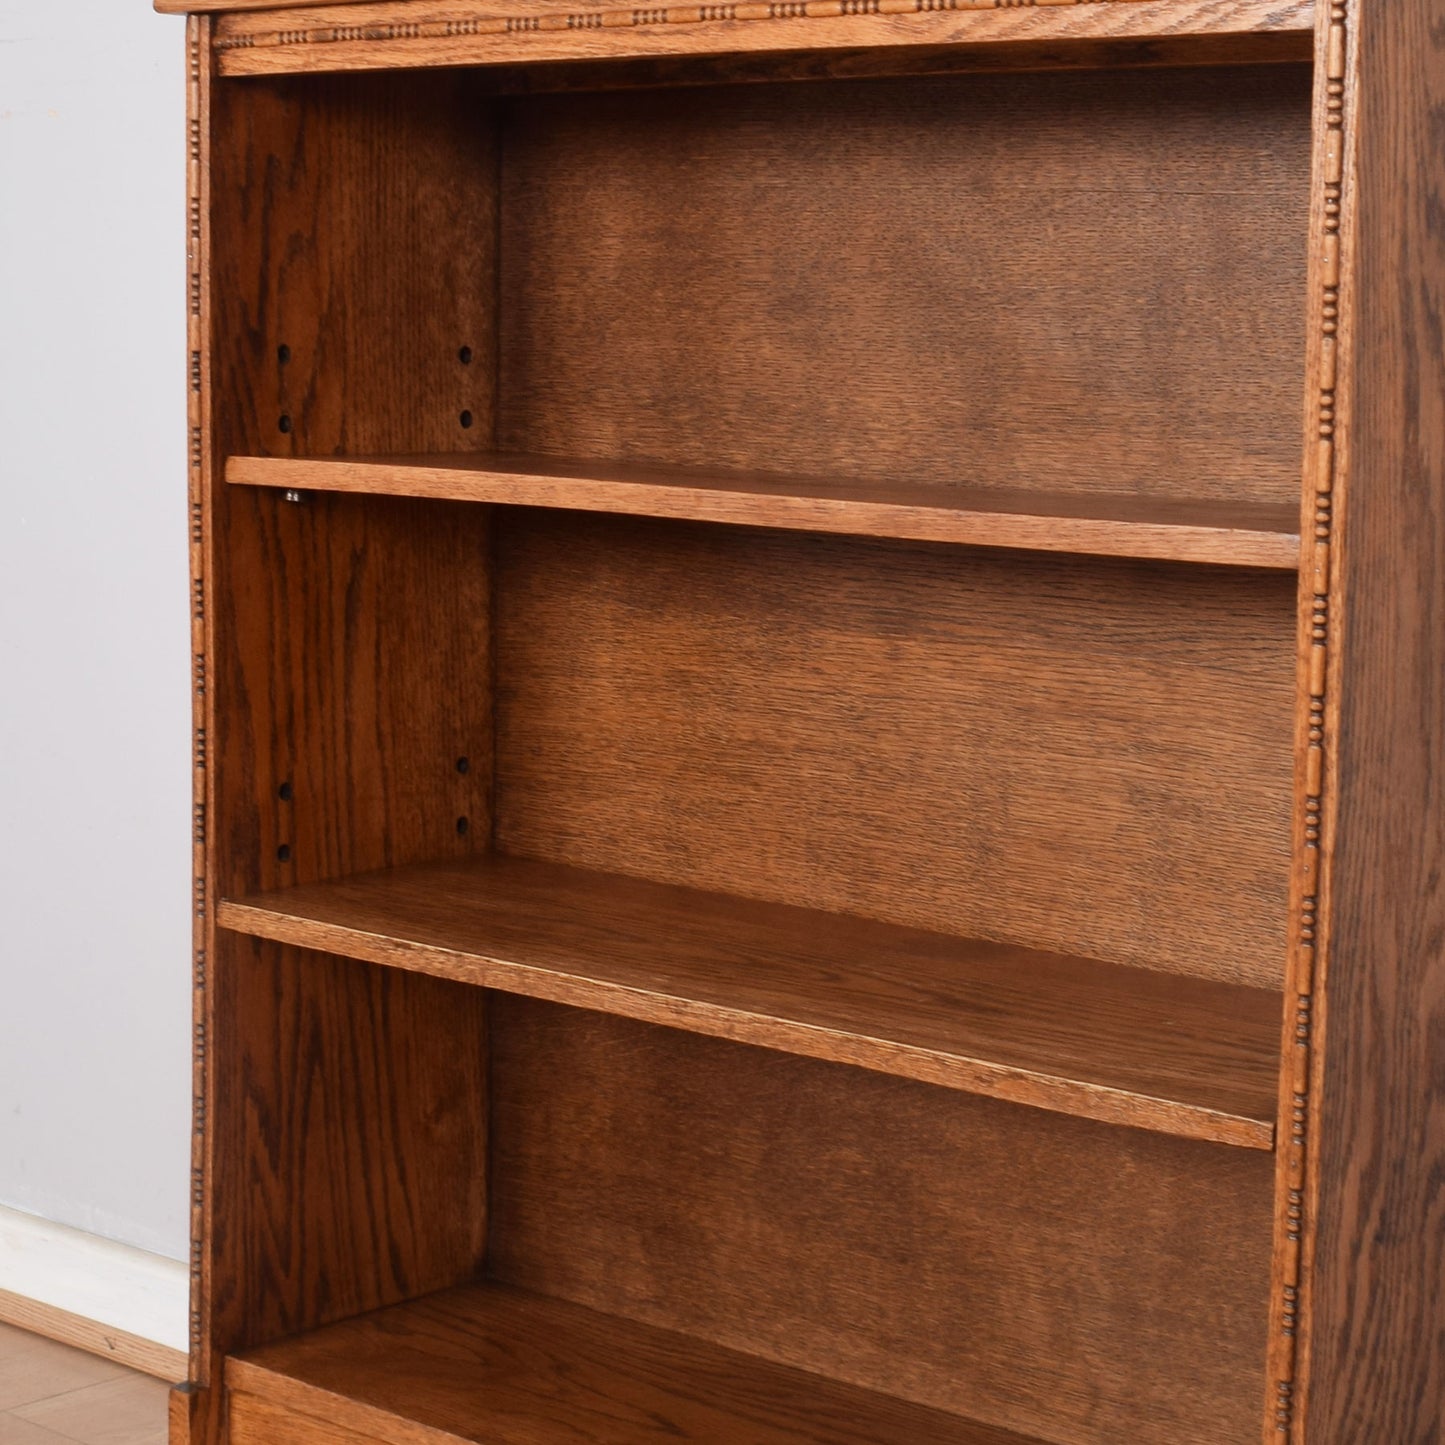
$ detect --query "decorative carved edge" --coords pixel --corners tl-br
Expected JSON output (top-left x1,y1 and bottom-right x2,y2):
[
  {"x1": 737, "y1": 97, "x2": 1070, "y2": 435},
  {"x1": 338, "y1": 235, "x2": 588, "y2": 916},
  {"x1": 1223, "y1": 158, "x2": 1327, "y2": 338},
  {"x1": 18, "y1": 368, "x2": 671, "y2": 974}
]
[
  {"x1": 1268, "y1": 2, "x2": 1349, "y2": 1439},
  {"x1": 212, "y1": 0, "x2": 1241, "y2": 52},
  {"x1": 185, "y1": 12, "x2": 213, "y2": 1387}
]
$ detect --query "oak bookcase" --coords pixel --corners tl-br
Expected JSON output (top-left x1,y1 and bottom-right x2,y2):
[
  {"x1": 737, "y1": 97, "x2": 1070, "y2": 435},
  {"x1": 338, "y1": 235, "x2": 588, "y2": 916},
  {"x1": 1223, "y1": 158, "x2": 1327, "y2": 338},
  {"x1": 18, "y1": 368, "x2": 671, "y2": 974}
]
[{"x1": 154, "y1": 0, "x2": 1445, "y2": 1441}]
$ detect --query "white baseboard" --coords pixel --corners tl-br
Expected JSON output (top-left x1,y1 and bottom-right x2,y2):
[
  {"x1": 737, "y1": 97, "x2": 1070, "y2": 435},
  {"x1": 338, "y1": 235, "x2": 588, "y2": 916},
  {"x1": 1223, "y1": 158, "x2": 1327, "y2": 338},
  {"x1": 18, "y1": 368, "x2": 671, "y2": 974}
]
[{"x1": 0, "y1": 1204, "x2": 188, "y2": 1380}]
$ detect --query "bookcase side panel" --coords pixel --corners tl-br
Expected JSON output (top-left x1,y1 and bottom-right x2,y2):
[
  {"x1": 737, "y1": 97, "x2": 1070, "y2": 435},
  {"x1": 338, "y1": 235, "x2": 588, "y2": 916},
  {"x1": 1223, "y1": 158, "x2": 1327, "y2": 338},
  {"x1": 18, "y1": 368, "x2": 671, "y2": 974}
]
[
  {"x1": 206, "y1": 939, "x2": 489, "y2": 1359},
  {"x1": 183, "y1": 57, "x2": 504, "y2": 1442},
  {"x1": 1295, "y1": 0, "x2": 1445, "y2": 1440},
  {"x1": 206, "y1": 67, "x2": 501, "y2": 903}
]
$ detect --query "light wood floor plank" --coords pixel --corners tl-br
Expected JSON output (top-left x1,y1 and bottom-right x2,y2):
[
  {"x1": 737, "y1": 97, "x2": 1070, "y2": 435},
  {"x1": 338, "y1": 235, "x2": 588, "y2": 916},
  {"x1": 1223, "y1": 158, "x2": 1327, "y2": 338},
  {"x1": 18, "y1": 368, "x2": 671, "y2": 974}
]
[
  {"x1": 0, "y1": 1326, "x2": 128, "y2": 1411},
  {"x1": 13, "y1": 1375, "x2": 168, "y2": 1445},
  {"x1": 0, "y1": 1412, "x2": 78, "y2": 1444}
]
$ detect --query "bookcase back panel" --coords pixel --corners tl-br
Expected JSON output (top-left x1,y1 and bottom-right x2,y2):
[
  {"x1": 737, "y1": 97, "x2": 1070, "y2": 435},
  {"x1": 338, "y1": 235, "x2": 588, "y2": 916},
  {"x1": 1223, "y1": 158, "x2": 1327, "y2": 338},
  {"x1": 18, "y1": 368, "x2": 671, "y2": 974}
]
[
  {"x1": 495, "y1": 511, "x2": 1294, "y2": 986},
  {"x1": 487, "y1": 997, "x2": 1274, "y2": 1445},
  {"x1": 498, "y1": 65, "x2": 1311, "y2": 501}
]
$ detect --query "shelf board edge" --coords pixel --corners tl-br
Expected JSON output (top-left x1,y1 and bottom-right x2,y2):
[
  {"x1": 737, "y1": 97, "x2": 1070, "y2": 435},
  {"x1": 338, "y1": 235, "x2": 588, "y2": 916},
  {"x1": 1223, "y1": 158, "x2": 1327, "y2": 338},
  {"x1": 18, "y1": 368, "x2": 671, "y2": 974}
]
[{"x1": 217, "y1": 892, "x2": 1276, "y2": 1151}]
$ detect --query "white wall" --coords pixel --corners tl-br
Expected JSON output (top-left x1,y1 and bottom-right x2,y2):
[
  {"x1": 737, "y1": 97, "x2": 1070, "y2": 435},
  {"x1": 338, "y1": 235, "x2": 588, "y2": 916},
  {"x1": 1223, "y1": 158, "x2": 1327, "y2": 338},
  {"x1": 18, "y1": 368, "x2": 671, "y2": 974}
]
[{"x1": 0, "y1": 1, "x2": 191, "y2": 1261}]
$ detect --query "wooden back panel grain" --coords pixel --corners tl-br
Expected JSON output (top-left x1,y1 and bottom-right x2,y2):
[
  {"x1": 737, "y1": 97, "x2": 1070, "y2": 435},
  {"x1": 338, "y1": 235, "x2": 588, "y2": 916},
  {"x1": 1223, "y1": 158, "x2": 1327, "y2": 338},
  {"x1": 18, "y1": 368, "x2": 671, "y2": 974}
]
[
  {"x1": 495, "y1": 512, "x2": 1295, "y2": 986},
  {"x1": 498, "y1": 66, "x2": 1312, "y2": 501},
  {"x1": 487, "y1": 997, "x2": 1275, "y2": 1445}
]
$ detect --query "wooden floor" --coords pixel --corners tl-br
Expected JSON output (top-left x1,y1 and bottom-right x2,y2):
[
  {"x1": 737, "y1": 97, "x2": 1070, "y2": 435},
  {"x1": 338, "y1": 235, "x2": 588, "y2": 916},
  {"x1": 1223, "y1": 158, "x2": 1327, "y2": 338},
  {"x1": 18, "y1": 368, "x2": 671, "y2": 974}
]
[{"x1": 0, "y1": 1324, "x2": 166, "y2": 1445}]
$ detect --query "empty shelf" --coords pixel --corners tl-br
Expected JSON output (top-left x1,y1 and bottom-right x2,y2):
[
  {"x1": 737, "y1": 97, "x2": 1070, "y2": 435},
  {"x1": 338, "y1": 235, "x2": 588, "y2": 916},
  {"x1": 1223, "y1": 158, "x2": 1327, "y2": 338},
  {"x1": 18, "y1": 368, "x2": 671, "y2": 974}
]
[
  {"x1": 219, "y1": 853, "x2": 1280, "y2": 1148},
  {"x1": 227, "y1": 1281, "x2": 1052, "y2": 1445},
  {"x1": 228, "y1": 453, "x2": 1300, "y2": 568}
]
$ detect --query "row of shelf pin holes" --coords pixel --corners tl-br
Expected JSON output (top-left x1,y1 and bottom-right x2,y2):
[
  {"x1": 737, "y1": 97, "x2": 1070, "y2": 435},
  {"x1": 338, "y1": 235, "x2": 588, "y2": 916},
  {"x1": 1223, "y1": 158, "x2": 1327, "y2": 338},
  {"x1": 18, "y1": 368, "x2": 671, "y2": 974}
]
[
  {"x1": 273, "y1": 756, "x2": 474, "y2": 866},
  {"x1": 267, "y1": 342, "x2": 480, "y2": 862},
  {"x1": 275, "y1": 342, "x2": 476, "y2": 463}
]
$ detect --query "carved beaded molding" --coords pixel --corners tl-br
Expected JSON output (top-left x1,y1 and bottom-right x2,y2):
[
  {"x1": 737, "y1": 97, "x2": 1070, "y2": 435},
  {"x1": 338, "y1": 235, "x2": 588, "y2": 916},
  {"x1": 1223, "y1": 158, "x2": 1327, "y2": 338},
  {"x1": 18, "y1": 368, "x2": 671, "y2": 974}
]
[
  {"x1": 1272, "y1": 2, "x2": 1348, "y2": 1438},
  {"x1": 213, "y1": 0, "x2": 1187, "y2": 52},
  {"x1": 186, "y1": 12, "x2": 211, "y2": 1370}
]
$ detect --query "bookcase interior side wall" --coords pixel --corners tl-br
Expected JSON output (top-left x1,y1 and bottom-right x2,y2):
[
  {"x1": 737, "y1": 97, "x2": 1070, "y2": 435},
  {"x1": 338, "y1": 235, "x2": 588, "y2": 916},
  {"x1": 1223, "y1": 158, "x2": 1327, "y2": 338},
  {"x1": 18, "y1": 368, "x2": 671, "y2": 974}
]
[{"x1": 194, "y1": 66, "x2": 504, "y2": 1381}]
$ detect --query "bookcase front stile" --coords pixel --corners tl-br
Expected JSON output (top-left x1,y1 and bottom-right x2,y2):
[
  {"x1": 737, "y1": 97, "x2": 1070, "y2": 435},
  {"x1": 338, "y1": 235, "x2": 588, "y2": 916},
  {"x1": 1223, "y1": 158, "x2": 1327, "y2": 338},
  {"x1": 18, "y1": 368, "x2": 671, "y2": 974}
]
[{"x1": 163, "y1": 1, "x2": 1445, "y2": 1441}]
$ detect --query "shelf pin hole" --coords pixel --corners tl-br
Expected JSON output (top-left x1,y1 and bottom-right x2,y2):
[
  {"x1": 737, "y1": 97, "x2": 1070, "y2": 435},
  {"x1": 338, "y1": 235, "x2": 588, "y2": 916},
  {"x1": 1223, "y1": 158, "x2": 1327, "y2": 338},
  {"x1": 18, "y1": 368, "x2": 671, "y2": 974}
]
[
  {"x1": 277, "y1": 843, "x2": 292, "y2": 863},
  {"x1": 278, "y1": 414, "x2": 293, "y2": 434},
  {"x1": 278, "y1": 344, "x2": 291, "y2": 366},
  {"x1": 459, "y1": 410, "x2": 474, "y2": 430},
  {"x1": 278, "y1": 781, "x2": 293, "y2": 802},
  {"x1": 456, "y1": 757, "x2": 470, "y2": 775},
  {"x1": 459, "y1": 346, "x2": 473, "y2": 365},
  {"x1": 456, "y1": 816, "x2": 470, "y2": 837}
]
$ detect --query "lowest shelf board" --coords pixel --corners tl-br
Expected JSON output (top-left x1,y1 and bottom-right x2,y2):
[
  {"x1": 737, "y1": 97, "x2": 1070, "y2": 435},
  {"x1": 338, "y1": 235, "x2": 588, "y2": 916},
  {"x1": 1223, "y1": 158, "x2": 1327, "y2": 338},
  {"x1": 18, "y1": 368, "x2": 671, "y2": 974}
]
[{"x1": 227, "y1": 1280, "x2": 1058, "y2": 1445}]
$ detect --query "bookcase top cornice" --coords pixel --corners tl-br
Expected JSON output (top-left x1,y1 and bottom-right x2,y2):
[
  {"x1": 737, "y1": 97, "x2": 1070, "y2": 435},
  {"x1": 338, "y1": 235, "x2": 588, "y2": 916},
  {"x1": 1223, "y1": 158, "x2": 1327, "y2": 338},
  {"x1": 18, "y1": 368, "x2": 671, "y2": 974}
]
[{"x1": 155, "y1": 0, "x2": 1316, "y2": 78}]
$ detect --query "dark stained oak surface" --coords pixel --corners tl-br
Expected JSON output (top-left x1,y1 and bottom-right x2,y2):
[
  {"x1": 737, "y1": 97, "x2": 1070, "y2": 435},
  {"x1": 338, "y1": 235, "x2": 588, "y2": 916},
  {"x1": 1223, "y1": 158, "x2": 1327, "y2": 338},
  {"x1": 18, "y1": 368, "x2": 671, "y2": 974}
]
[
  {"x1": 1295, "y1": 0, "x2": 1445, "y2": 1439},
  {"x1": 218, "y1": 853, "x2": 1280, "y2": 1147},
  {"x1": 191, "y1": 1, "x2": 1317, "y2": 82},
  {"x1": 488, "y1": 1001, "x2": 1275, "y2": 1445},
  {"x1": 498, "y1": 68, "x2": 1311, "y2": 505},
  {"x1": 227, "y1": 452, "x2": 1301, "y2": 568},
  {"x1": 227, "y1": 1282, "x2": 1045, "y2": 1445},
  {"x1": 494, "y1": 514, "x2": 1295, "y2": 989},
  {"x1": 169, "y1": 14, "x2": 1362, "y2": 1444}
]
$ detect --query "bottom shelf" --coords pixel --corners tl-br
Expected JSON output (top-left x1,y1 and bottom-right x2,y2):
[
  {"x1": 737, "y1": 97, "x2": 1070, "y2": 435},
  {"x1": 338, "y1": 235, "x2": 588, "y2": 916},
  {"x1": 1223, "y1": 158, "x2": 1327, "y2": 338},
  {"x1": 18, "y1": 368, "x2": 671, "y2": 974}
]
[{"x1": 226, "y1": 1282, "x2": 1044, "y2": 1445}]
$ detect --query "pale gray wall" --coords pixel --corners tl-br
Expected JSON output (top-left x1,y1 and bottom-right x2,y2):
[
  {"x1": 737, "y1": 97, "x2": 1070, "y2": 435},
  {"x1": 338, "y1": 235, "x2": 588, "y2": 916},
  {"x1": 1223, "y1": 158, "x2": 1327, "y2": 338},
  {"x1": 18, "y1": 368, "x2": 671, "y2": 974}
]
[{"x1": 0, "y1": 1, "x2": 191, "y2": 1260}]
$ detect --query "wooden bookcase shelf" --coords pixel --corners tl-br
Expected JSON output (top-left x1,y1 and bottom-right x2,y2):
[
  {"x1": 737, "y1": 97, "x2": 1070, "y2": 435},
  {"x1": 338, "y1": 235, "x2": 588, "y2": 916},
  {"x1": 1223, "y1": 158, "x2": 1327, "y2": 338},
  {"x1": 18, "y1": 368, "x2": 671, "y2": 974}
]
[
  {"x1": 226, "y1": 1283, "x2": 1045, "y2": 1445},
  {"x1": 164, "y1": 0, "x2": 1445, "y2": 1440},
  {"x1": 227, "y1": 453, "x2": 1301, "y2": 567},
  {"x1": 218, "y1": 853, "x2": 1280, "y2": 1147}
]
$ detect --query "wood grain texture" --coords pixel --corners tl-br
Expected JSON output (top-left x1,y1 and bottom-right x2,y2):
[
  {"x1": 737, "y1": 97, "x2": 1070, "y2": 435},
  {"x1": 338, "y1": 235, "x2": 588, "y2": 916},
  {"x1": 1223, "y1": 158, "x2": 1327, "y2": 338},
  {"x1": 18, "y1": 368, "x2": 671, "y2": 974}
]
[
  {"x1": 204, "y1": 64, "x2": 497, "y2": 902},
  {"x1": 205, "y1": 938, "x2": 489, "y2": 1356},
  {"x1": 211, "y1": 490, "x2": 492, "y2": 900},
  {"x1": 229, "y1": 1283, "x2": 1046, "y2": 1445},
  {"x1": 202, "y1": 0, "x2": 1316, "y2": 78},
  {"x1": 169, "y1": 18, "x2": 1327, "y2": 1445},
  {"x1": 498, "y1": 68, "x2": 1310, "y2": 504},
  {"x1": 497, "y1": 512, "x2": 1295, "y2": 986},
  {"x1": 489, "y1": 1001, "x2": 1275, "y2": 1445},
  {"x1": 208, "y1": 71, "x2": 498, "y2": 467},
  {"x1": 1290, "y1": 1, "x2": 1445, "y2": 1441},
  {"x1": 218, "y1": 852, "x2": 1280, "y2": 1145},
  {"x1": 0, "y1": 1292, "x2": 186, "y2": 1384},
  {"x1": 170, "y1": 1383, "x2": 208, "y2": 1445},
  {"x1": 230, "y1": 1392, "x2": 390, "y2": 1445},
  {"x1": 477, "y1": 30, "x2": 1316, "y2": 94},
  {"x1": 184, "y1": 14, "x2": 218, "y2": 1402},
  {"x1": 1262, "y1": 1, "x2": 1347, "y2": 1437},
  {"x1": 194, "y1": 68, "x2": 502, "y2": 1431},
  {"x1": 228, "y1": 453, "x2": 1301, "y2": 568}
]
